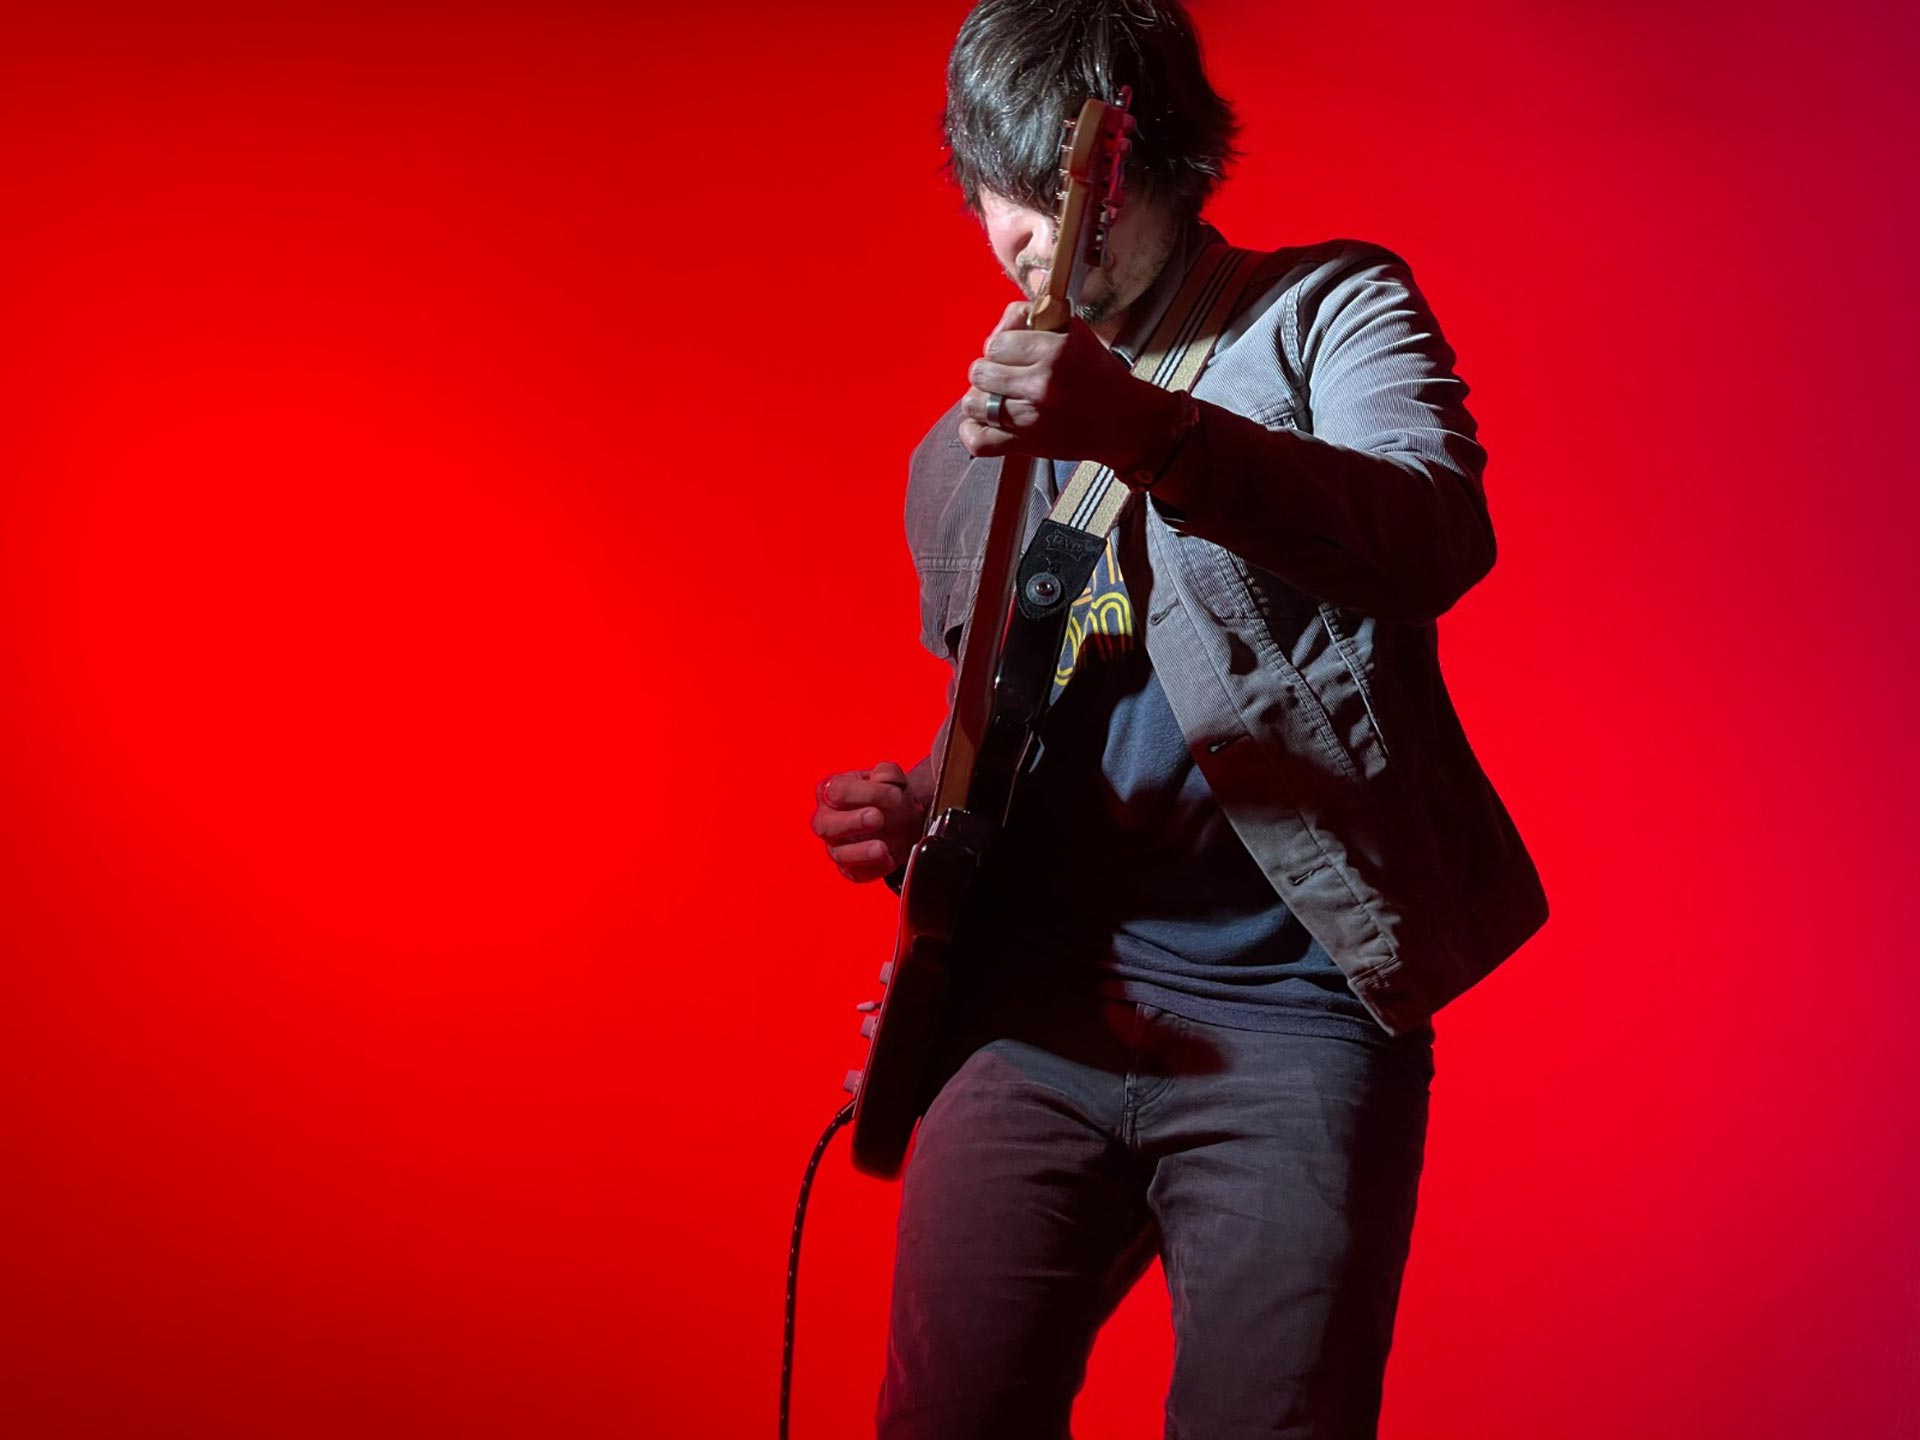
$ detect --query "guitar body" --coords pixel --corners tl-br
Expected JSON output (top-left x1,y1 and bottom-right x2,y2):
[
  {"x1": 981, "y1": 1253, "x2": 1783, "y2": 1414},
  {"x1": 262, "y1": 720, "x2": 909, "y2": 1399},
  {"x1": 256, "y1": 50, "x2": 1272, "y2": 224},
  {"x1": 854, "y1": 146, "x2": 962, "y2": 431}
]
[
  {"x1": 845, "y1": 94, "x2": 1136, "y2": 1179},
  {"x1": 841, "y1": 831, "x2": 969, "y2": 1173}
]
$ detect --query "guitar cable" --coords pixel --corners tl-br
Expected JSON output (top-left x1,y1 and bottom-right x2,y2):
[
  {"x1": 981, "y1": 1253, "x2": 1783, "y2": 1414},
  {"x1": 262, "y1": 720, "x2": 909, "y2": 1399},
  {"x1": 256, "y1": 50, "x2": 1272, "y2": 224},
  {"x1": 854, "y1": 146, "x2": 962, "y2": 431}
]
[{"x1": 780, "y1": 1098, "x2": 856, "y2": 1440}]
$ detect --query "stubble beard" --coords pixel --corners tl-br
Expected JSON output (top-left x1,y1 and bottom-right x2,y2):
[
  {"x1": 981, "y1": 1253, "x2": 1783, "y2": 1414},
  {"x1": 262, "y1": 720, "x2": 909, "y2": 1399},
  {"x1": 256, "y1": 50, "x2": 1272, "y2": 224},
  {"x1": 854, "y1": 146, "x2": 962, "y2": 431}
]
[
  {"x1": 1082, "y1": 220, "x2": 1179, "y2": 333},
  {"x1": 1013, "y1": 216, "x2": 1177, "y2": 332}
]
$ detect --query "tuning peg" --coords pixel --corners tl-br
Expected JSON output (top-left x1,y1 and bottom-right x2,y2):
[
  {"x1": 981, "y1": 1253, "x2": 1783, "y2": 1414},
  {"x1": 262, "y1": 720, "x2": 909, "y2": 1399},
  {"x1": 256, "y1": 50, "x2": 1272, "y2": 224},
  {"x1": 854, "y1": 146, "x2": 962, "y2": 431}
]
[
  {"x1": 843, "y1": 1068, "x2": 864, "y2": 1095},
  {"x1": 878, "y1": 960, "x2": 895, "y2": 985},
  {"x1": 855, "y1": 999, "x2": 881, "y2": 1013},
  {"x1": 859, "y1": 1015, "x2": 878, "y2": 1039}
]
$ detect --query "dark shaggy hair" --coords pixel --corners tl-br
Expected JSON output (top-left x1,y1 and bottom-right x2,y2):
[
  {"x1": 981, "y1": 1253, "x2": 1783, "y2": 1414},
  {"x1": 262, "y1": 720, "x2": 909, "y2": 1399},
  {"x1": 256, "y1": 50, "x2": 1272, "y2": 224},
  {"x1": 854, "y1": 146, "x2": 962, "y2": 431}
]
[{"x1": 943, "y1": 0, "x2": 1239, "y2": 218}]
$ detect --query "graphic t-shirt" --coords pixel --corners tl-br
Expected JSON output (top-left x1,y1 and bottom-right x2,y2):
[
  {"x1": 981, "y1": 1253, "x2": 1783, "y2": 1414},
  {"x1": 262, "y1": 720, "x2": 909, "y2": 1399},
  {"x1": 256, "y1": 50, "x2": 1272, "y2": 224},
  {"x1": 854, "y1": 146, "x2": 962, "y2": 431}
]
[{"x1": 967, "y1": 462, "x2": 1379, "y2": 1038}]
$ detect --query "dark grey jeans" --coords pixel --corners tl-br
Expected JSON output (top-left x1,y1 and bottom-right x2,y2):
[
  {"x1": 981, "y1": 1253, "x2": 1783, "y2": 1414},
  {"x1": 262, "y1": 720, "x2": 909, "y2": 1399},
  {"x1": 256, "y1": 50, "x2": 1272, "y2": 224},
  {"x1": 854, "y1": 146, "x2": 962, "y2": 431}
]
[{"x1": 876, "y1": 990, "x2": 1433, "y2": 1439}]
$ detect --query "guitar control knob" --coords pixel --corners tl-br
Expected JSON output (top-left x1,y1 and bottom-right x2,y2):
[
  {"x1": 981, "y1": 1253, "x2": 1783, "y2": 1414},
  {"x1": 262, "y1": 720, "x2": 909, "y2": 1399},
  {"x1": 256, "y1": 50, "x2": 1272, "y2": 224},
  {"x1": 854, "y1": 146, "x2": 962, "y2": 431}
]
[
  {"x1": 842, "y1": 1068, "x2": 864, "y2": 1096},
  {"x1": 859, "y1": 1015, "x2": 878, "y2": 1040}
]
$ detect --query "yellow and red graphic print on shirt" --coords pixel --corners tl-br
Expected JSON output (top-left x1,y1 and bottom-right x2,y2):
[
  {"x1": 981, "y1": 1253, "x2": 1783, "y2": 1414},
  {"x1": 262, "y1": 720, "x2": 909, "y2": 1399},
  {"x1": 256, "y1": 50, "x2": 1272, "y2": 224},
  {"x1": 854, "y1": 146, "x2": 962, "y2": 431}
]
[{"x1": 1052, "y1": 534, "x2": 1135, "y2": 700}]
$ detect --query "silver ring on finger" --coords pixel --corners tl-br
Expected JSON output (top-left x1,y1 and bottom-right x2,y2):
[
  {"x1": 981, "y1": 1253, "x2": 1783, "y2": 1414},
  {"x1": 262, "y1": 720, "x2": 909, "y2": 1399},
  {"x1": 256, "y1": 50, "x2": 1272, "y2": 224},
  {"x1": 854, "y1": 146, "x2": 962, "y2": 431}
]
[{"x1": 985, "y1": 391, "x2": 1008, "y2": 430}]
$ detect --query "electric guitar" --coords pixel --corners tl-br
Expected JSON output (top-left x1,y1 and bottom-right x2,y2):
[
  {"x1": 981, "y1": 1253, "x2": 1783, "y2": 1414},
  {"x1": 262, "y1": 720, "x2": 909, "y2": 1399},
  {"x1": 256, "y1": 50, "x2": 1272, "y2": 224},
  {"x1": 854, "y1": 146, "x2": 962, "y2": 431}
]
[{"x1": 844, "y1": 91, "x2": 1135, "y2": 1178}]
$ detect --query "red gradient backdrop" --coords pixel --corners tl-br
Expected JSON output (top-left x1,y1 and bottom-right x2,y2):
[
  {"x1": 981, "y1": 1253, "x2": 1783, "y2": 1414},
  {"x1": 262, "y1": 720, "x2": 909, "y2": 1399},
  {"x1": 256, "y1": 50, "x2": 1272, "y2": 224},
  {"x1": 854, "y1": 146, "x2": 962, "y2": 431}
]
[{"x1": 3, "y1": 2, "x2": 1915, "y2": 1436}]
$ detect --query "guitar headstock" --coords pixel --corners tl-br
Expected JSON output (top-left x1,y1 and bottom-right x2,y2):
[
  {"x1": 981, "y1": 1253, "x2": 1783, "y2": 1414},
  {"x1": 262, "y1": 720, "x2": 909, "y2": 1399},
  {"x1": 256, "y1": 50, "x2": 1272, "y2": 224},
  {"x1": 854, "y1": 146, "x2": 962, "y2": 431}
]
[{"x1": 1029, "y1": 86, "x2": 1135, "y2": 333}]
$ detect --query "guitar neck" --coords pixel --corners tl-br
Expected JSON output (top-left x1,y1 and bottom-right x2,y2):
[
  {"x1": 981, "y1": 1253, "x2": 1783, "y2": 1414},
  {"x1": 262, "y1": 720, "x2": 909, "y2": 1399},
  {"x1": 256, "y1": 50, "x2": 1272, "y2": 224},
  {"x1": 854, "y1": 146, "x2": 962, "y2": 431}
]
[
  {"x1": 931, "y1": 450, "x2": 1045, "y2": 820},
  {"x1": 922, "y1": 91, "x2": 1127, "y2": 829}
]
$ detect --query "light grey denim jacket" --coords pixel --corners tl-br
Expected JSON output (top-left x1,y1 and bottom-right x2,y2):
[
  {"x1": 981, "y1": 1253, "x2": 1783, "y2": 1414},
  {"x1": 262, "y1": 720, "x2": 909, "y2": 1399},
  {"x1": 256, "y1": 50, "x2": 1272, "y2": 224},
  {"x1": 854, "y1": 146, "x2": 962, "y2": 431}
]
[{"x1": 902, "y1": 225, "x2": 1548, "y2": 1035}]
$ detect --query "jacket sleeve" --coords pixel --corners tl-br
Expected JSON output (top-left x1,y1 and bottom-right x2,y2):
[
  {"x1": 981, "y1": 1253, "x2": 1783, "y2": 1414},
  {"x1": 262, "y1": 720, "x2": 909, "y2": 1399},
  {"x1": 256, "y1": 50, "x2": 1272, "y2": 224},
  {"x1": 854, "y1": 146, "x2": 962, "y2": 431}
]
[{"x1": 1150, "y1": 246, "x2": 1496, "y2": 622}]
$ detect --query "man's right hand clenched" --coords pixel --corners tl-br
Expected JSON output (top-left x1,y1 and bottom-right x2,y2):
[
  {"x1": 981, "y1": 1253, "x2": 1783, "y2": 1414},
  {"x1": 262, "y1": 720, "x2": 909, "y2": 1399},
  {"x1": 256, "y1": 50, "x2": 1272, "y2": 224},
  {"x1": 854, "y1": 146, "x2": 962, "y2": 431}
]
[{"x1": 812, "y1": 761, "x2": 923, "y2": 883}]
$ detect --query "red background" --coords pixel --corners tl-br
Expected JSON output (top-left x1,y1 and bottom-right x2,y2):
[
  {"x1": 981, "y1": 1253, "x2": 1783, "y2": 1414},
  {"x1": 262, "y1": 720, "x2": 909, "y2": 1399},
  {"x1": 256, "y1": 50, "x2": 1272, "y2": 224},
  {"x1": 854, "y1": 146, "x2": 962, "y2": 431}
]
[{"x1": 3, "y1": 2, "x2": 1916, "y2": 1436}]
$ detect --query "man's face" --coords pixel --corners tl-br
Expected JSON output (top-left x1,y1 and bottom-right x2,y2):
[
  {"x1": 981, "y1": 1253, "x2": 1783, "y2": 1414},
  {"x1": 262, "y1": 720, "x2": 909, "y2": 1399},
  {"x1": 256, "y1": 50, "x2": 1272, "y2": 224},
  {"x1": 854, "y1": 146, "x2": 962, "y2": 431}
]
[{"x1": 978, "y1": 184, "x2": 1180, "y2": 340}]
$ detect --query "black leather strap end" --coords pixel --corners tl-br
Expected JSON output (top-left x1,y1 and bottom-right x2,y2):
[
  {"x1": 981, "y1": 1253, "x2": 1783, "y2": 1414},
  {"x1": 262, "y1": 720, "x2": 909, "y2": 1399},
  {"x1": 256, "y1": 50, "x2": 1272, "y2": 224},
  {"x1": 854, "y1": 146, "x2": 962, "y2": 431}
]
[{"x1": 1014, "y1": 520, "x2": 1105, "y2": 621}]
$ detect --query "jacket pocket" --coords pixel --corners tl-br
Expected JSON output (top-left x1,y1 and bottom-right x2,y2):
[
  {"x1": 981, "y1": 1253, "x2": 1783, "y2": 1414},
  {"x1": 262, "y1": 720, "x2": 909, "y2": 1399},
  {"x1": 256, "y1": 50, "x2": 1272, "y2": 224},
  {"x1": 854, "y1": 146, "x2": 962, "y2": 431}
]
[
  {"x1": 1315, "y1": 601, "x2": 1391, "y2": 766},
  {"x1": 918, "y1": 560, "x2": 981, "y2": 661},
  {"x1": 1247, "y1": 397, "x2": 1300, "y2": 431},
  {"x1": 1228, "y1": 550, "x2": 1392, "y2": 784}
]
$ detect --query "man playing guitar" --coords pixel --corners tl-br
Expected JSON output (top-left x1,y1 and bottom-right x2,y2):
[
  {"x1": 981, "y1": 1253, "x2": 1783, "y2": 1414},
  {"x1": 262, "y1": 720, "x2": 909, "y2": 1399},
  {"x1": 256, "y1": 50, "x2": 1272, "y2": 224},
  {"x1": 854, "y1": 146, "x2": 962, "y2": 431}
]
[{"x1": 811, "y1": 3, "x2": 1547, "y2": 1435}]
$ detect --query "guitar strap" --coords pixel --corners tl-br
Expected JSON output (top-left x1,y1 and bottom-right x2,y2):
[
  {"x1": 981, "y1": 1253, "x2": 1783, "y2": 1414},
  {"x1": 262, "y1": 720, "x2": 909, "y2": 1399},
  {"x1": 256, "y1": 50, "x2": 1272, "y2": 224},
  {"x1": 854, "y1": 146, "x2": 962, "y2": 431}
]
[{"x1": 1012, "y1": 242, "x2": 1274, "y2": 619}]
